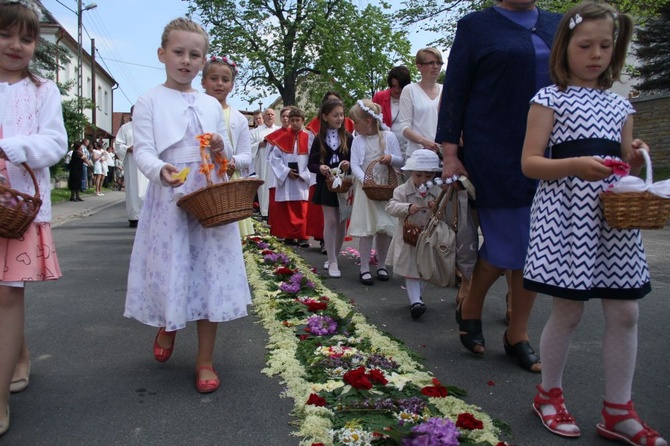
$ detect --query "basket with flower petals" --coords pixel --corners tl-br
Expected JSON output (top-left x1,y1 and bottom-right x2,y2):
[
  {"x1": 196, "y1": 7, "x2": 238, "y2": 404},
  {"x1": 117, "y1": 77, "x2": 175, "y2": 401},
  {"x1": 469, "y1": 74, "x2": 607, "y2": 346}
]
[
  {"x1": 601, "y1": 150, "x2": 670, "y2": 230},
  {"x1": 177, "y1": 133, "x2": 263, "y2": 228},
  {"x1": 0, "y1": 163, "x2": 42, "y2": 239}
]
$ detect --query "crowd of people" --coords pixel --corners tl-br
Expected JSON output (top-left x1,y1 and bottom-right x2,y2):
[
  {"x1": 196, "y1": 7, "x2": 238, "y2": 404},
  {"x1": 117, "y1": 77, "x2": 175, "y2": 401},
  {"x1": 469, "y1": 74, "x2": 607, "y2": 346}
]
[{"x1": 0, "y1": 0, "x2": 666, "y2": 444}]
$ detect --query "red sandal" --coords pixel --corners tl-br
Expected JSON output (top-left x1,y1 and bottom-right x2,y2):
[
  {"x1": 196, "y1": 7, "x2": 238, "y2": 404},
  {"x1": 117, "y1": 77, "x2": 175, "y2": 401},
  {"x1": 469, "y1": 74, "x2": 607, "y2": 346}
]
[
  {"x1": 597, "y1": 400, "x2": 667, "y2": 446},
  {"x1": 153, "y1": 328, "x2": 176, "y2": 363},
  {"x1": 533, "y1": 385, "x2": 581, "y2": 438}
]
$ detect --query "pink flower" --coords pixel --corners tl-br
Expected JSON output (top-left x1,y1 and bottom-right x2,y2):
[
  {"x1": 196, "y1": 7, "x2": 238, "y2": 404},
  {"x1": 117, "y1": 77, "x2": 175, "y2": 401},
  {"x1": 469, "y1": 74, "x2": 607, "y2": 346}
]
[{"x1": 603, "y1": 159, "x2": 630, "y2": 176}]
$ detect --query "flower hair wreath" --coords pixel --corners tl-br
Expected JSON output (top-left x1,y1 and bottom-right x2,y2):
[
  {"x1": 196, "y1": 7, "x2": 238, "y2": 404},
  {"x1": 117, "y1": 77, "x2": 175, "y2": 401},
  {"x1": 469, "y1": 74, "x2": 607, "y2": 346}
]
[
  {"x1": 357, "y1": 100, "x2": 389, "y2": 131},
  {"x1": 210, "y1": 55, "x2": 239, "y2": 74},
  {"x1": 1, "y1": 0, "x2": 43, "y2": 20}
]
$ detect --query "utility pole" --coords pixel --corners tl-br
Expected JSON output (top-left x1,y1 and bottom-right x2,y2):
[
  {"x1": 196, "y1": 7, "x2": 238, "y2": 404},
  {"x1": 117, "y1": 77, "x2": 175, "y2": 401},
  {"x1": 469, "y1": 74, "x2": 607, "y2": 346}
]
[
  {"x1": 76, "y1": 1, "x2": 98, "y2": 115},
  {"x1": 91, "y1": 38, "x2": 96, "y2": 129},
  {"x1": 77, "y1": 0, "x2": 83, "y2": 113}
]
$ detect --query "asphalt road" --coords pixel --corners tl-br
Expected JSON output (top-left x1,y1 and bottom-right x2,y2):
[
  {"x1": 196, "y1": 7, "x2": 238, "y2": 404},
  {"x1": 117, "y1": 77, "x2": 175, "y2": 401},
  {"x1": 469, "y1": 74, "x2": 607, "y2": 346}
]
[{"x1": 3, "y1": 200, "x2": 669, "y2": 445}]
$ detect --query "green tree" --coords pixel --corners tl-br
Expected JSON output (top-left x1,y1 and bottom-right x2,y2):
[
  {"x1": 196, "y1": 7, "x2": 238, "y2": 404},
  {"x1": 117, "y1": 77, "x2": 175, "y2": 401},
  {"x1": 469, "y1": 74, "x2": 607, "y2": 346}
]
[
  {"x1": 634, "y1": 1, "x2": 670, "y2": 92},
  {"x1": 185, "y1": 0, "x2": 411, "y2": 108},
  {"x1": 395, "y1": 0, "x2": 667, "y2": 48}
]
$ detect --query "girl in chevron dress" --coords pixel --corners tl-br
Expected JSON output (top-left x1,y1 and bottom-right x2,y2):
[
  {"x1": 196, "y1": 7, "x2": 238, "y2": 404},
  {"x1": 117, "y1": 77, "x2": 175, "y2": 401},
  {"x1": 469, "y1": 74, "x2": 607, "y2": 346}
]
[{"x1": 521, "y1": 3, "x2": 666, "y2": 445}]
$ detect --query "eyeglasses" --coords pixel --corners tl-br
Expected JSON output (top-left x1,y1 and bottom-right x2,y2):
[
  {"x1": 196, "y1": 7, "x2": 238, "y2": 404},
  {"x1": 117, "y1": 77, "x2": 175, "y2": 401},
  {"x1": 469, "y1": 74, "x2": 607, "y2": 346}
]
[{"x1": 419, "y1": 61, "x2": 443, "y2": 67}]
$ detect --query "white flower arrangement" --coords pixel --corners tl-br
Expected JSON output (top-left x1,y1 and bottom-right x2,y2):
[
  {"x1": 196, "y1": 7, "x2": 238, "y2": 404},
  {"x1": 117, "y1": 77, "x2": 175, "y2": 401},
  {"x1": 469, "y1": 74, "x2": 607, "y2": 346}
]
[{"x1": 243, "y1": 230, "x2": 504, "y2": 445}]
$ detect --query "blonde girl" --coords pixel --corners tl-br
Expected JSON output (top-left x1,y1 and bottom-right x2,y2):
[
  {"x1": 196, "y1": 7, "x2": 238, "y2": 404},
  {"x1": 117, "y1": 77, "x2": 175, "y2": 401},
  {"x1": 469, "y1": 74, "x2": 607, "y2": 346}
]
[
  {"x1": 201, "y1": 55, "x2": 253, "y2": 236},
  {"x1": 348, "y1": 99, "x2": 403, "y2": 285},
  {"x1": 0, "y1": 0, "x2": 68, "y2": 436},
  {"x1": 522, "y1": 3, "x2": 666, "y2": 444},
  {"x1": 307, "y1": 98, "x2": 353, "y2": 278},
  {"x1": 124, "y1": 18, "x2": 251, "y2": 395}
]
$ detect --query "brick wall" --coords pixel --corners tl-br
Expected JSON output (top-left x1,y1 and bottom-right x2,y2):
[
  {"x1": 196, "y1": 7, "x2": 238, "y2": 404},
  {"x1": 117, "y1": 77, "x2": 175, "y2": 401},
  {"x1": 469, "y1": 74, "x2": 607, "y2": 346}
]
[{"x1": 631, "y1": 93, "x2": 670, "y2": 168}]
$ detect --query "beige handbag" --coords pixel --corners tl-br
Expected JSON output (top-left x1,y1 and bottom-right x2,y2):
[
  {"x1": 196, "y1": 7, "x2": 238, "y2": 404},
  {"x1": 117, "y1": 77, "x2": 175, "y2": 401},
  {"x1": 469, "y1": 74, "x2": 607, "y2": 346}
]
[{"x1": 415, "y1": 186, "x2": 458, "y2": 287}]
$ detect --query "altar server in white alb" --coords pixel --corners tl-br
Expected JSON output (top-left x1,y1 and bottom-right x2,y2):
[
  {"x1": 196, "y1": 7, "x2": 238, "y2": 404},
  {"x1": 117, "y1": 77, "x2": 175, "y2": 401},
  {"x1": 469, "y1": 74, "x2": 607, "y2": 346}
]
[
  {"x1": 249, "y1": 108, "x2": 279, "y2": 218},
  {"x1": 115, "y1": 106, "x2": 149, "y2": 227}
]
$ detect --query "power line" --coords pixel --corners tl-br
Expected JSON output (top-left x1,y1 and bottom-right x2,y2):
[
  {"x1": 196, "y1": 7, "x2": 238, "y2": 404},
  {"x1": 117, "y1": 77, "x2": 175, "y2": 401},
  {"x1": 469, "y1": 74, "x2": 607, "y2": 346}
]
[
  {"x1": 86, "y1": 10, "x2": 145, "y2": 97},
  {"x1": 96, "y1": 57, "x2": 163, "y2": 71}
]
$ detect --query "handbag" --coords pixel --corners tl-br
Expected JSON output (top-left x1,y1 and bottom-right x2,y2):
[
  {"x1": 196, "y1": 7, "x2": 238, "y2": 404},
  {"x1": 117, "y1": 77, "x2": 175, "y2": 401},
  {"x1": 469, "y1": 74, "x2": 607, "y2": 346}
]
[
  {"x1": 416, "y1": 186, "x2": 458, "y2": 287},
  {"x1": 447, "y1": 182, "x2": 478, "y2": 280}
]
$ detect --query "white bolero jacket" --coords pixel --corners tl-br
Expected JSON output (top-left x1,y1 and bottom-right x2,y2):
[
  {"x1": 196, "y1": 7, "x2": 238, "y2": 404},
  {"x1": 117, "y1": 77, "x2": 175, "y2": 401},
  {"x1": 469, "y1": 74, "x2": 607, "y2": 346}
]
[
  {"x1": 0, "y1": 78, "x2": 67, "y2": 223},
  {"x1": 132, "y1": 85, "x2": 230, "y2": 184},
  {"x1": 225, "y1": 107, "x2": 253, "y2": 177}
]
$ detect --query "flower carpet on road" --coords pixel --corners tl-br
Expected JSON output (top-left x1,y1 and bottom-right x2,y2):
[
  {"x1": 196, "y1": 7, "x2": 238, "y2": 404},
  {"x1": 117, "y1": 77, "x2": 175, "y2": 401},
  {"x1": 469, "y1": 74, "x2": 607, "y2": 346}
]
[{"x1": 244, "y1": 231, "x2": 507, "y2": 446}]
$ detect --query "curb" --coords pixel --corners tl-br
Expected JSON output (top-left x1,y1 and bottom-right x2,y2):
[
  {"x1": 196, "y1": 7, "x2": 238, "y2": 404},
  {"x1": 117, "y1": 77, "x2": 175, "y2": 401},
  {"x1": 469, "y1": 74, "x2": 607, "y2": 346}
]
[{"x1": 51, "y1": 194, "x2": 125, "y2": 228}]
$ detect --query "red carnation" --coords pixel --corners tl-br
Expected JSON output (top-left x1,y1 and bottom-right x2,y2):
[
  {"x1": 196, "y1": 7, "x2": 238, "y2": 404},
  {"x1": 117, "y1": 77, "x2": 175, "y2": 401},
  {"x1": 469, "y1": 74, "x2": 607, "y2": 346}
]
[
  {"x1": 367, "y1": 368, "x2": 388, "y2": 385},
  {"x1": 306, "y1": 393, "x2": 327, "y2": 407},
  {"x1": 275, "y1": 267, "x2": 294, "y2": 276},
  {"x1": 456, "y1": 412, "x2": 484, "y2": 430},
  {"x1": 421, "y1": 378, "x2": 448, "y2": 398},
  {"x1": 343, "y1": 366, "x2": 372, "y2": 390},
  {"x1": 305, "y1": 301, "x2": 328, "y2": 312}
]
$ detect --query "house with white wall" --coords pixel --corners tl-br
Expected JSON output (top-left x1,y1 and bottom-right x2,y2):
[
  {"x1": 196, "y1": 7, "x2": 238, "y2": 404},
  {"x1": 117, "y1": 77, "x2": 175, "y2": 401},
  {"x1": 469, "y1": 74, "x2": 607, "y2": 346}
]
[{"x1": 38, "y1": 4, "x2": 118, "y2": 141}]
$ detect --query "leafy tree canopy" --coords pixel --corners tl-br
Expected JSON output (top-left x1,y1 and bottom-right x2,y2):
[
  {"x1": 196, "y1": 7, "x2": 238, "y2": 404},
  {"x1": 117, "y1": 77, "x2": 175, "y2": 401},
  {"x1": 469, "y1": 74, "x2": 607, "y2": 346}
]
[
  {"x1": 395, "y1": 0, "x2": 668, "y2": 48},
  {"x1": 185, "y1": 0, "x2": 412, "y2": 111},
  {"x1": 634, "y1": 0, "x2": 670, "y2": 92}
]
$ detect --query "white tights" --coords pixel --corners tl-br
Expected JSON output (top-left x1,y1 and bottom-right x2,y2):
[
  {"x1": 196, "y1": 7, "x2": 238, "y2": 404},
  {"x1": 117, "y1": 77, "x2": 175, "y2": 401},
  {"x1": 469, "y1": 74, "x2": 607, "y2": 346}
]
[
  {"x1": 539, "y1": 298, "x2": 642, "y2": 437},
  {"x1": 358, "y1": 234, "x2": 392, "y2": 274},
  {"x1": 404, "y1": 278, "x2": 425, "y2": 305},
  {"x1": 322, "y1": 205, "x2": 346, "y2": 266}
]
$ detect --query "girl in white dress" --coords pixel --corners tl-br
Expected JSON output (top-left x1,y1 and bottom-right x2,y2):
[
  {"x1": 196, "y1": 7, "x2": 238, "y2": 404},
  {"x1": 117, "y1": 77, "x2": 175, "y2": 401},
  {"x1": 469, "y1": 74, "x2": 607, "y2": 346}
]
[
  {"x1": 348, "y1": 100, "x2": 403, "y2": 285},
  {"x1": 201, "y1": 55, "x2": 254, "y2": 237},
  {"x1": 124, "y1": 18, "x2": 251, "y2": 394}
]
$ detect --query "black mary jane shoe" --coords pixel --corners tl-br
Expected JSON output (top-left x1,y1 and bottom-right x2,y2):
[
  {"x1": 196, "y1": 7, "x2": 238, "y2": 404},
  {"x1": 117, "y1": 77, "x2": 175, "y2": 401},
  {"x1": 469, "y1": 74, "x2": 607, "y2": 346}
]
[
  {"x1": 503, "y1": 331, "x2": 541, "y2": 373},
  {"x1": 456, "y1": 302, "x2": 485, "y2": 354},
  {"x1": 359, "y1": 272, "x2": 374, "y2": 286},
  {"x1": 376, "y1": 268, "x2": 390, "y2": 281},
  {"x1": 410, "y1": 302, "x2": 426, "y2": 319}
]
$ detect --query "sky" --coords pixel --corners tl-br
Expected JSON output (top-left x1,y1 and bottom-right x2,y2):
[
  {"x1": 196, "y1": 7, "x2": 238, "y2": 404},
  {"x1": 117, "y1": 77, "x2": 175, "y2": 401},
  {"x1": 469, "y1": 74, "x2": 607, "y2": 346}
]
[{"x1": 40, "y1": 0, "x2": 440, "y2": 113}]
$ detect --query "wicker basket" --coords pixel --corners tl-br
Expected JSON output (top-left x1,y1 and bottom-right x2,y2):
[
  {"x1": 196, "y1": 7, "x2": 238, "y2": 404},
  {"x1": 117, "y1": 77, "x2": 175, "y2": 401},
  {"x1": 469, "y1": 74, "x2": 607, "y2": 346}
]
[
  {"x1": 177, "y1": 178, "x2": 264, "y2": 228},
  {"x1": 402, "y1": 207, "x2": 431, "y2": 246},
  {"x1": 325, "y1": 161, "x2": 353, "y2": 193},
  {"x1": 0, "y1": 163, "x2": 42, "y2": 239},
  {"x1": 362, "y1": 159, "x2": 398, "y2": 201},
  {"x1": 601, "y1": 150, "x2": 670, "y2": 230}
]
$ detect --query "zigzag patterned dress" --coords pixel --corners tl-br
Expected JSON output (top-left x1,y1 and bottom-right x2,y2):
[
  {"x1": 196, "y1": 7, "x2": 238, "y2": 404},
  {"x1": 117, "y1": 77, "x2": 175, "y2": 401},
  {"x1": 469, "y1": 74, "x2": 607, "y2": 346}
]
[{"x1": 523, "y1": 86, "x2": 651, "y2": 301}]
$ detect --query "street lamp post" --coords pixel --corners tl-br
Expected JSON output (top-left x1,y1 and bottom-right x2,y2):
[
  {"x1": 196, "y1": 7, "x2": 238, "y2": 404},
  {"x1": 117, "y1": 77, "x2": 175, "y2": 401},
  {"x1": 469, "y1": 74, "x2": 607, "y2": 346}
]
[{"x1": 76, "y1": 0, "x2": 97, "y2": 114}]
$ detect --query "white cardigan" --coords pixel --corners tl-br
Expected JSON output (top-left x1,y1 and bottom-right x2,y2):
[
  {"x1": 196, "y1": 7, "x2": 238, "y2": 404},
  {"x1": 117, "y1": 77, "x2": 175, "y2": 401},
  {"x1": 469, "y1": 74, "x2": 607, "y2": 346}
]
[
  {"x1": 225, "y1": 107, "x2": 253, "y2": 177},
  {"x1": 132, "y1": 85, "x2": 230, "y2": 184},
  {"x1": 0, "y1": 78, "x2": 68, "y2": 223}
]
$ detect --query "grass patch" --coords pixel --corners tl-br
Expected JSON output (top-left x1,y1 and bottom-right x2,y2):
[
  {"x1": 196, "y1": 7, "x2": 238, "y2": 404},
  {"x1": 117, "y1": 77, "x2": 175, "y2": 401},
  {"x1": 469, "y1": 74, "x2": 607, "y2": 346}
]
[
  {"x1": 51, "y1": 188, "x2": 72, "y2": 205},
  {"x1": 50, "y1": 187, "x2": 114, "y2": 205}
]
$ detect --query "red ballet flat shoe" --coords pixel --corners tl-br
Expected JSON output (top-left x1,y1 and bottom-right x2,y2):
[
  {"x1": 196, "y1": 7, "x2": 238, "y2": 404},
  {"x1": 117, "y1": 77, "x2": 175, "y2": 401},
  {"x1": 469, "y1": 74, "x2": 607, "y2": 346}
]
[
  {"x1": 153, "y1": 328, "x2": 176, "y2": 363},
  {"x1": 597, "y1": 400, "x2": 667, "y2": 446},
  {"x1": 195, "y1": 366, "x2": 220, "y2": 393}
]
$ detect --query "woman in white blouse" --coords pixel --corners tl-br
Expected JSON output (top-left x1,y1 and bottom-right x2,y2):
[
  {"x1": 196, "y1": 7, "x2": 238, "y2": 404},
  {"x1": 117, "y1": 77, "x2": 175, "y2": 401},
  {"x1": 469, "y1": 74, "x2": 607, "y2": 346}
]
[{"x1": 398, "y1": 48, "x2": 444, "y2": 158}]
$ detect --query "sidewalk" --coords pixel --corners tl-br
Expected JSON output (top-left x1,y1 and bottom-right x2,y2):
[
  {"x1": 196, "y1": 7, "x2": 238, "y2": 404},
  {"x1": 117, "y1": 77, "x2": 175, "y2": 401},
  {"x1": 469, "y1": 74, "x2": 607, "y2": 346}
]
[{"x1": 51, "y1": 189, "x2": 126, "y2": 228}]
